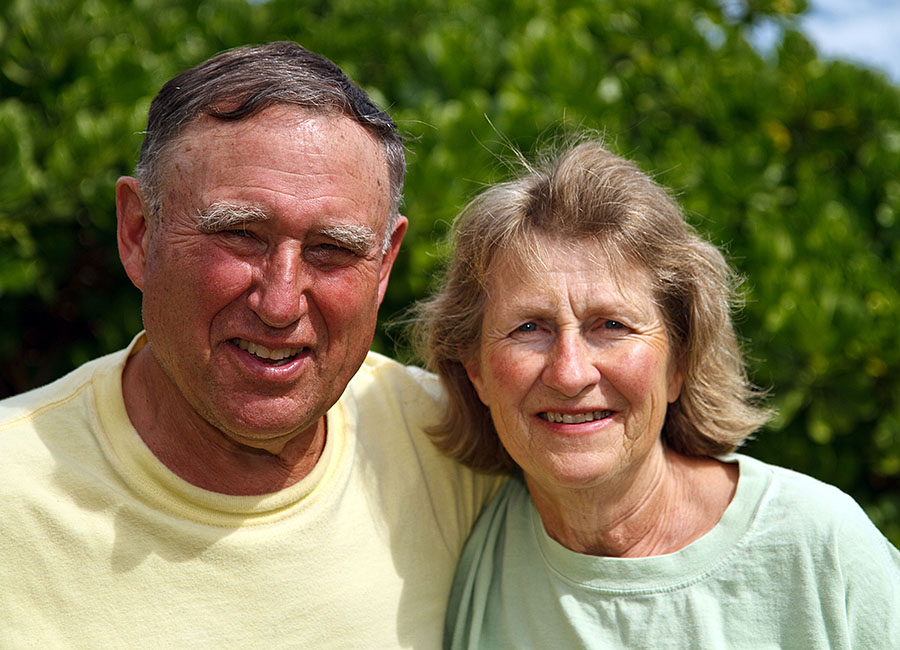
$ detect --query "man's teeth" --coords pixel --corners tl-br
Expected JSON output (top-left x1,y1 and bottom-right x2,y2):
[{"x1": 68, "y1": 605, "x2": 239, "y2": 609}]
[
  {"x1": 235, "y1": 339, "x2": 302, "y2": 362},
  {"x1": 542, "y1": 410, "x2": 613, "y2": 424}
]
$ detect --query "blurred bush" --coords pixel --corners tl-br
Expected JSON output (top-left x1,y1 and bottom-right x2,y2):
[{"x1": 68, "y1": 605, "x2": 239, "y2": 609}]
[{"x1": 2, "y1": 0, "x2": 898, "y2": 542}]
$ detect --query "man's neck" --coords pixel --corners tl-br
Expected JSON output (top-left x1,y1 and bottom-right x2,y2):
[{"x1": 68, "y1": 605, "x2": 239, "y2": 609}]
[{"x1": 121, "y1": 345, "x2": 327, "y2": 495}]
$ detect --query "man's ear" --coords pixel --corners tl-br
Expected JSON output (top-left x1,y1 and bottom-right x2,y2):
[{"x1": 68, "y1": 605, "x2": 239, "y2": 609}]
[
  {"x1": 376, "y1": 215, "x2": 408, "y2": 305},
  {"x1": 116, "y1": 177, "x2": 150, "y2": 291}
]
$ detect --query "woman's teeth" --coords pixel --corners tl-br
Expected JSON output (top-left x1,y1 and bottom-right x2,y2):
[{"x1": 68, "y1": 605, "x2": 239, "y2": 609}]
[{"x1": 541, "y1": 410, "x2": 613, "y2": 424}]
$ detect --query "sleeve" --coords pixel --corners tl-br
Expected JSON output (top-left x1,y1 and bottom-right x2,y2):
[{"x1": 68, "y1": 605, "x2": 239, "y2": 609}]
[
  {"x1": 443, "y1": 480, "x2": 514, "y2": 650},
  {"x1": 837, "y1": 501, "x2": 900, "y2": 648},
  {"x1": 352, "y1": 354, "x2": 505, "y2": 555},
  {"x1": 395, "y1": 363, "x2": 506, "y2": 555}
]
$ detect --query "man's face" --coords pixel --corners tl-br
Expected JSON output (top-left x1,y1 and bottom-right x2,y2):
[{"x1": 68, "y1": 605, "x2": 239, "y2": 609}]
[{"x1": 128, "y1": 106, "x2": 404, "y2": 451}]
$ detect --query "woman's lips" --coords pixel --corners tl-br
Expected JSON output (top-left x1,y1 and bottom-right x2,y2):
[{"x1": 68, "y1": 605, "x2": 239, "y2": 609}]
[{"x1": 538, "y1": 410, "x2": 614, "y2": 424}]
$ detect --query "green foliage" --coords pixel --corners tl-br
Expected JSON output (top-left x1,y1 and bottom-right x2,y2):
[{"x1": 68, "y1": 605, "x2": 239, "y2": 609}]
[{"x1": 2, "y1": 0, "x2": 898, "y2": 543}]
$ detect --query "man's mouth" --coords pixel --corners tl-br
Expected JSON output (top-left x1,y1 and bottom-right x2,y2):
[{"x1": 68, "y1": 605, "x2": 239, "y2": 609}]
[
  {"x1": 234, "y1": 339, "x2": 306, "y2": 366},
  {"x1": 539, "y1": 410, "x2": 613, "y2": 424}
]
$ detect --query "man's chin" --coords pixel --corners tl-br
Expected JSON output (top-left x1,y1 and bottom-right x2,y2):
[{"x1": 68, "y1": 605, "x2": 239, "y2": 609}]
[{"x1": 209, "y1": 409, "x2": 325, "y2": 457}]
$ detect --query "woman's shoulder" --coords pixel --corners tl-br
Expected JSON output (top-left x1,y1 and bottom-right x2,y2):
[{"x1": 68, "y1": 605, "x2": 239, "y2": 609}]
[
  {"x1": 736, "y1": 453, "x2": 860, "y2": 515},
  {"x1": 453, "y1": 475, "x2": 533, "y2": 568},
  {"x1": 734, "y1": 454, "x2": 896, "y2": 557},
  {"x1": 469, "y1": 474, "x2": 531, "y2": 535}
]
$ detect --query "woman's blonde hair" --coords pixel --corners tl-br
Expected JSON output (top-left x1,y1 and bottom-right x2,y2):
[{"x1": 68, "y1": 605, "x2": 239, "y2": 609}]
[{"x1": 412, "y1": 139, "x2": 771, "y2": 473}]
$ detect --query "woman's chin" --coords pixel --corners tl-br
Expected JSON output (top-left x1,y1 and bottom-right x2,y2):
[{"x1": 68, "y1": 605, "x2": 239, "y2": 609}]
[{"x1": 522, "y1": 456, "x2": 619, "y2": 493}]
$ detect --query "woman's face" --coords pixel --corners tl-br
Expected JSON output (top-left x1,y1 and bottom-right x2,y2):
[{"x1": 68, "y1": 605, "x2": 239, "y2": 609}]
[{"x1": 465, "y1": 239, "x2": 683, "y2": 496}]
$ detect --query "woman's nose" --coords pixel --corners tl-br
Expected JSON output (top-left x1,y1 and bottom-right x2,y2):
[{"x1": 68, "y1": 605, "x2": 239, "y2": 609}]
[
  {"x1": 541, "y1": 333, "x2": 602, "y2": 398},
  {"x1": 247, "y1": 247, "x2": 309, "y2": 329}
]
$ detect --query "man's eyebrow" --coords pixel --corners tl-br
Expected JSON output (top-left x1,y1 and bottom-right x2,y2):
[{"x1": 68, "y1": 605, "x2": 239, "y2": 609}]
[
  {"x1": 318, "y1": 224, "x2": 378, "y2": 256},
  {"x1": 196, "y1": 201, "x2": 269, "y2": 233}
]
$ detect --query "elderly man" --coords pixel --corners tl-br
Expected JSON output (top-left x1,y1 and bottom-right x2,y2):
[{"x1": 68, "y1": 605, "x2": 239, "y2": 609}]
[{"x1": 0, "y1": 42, "x2": 498, "y2": 648}]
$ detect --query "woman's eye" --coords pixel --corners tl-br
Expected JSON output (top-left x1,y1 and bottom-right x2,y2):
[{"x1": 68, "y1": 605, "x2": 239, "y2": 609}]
[
  {"x1": 515, "y1": 322, "x2": 539, "y2": 333},
  {"x1": 603, "y1": 320, "x2": 625, "y2": 330}
]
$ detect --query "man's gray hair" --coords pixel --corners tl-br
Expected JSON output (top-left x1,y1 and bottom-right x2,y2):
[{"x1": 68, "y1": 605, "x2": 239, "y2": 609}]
[{"x1": 135, "y1": 41, "x2": 405, "y2": 244}]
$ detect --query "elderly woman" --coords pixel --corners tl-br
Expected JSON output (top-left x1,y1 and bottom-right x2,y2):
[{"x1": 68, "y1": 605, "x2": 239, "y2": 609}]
[{"x1": 414, "y1": 140, "x2": 900, "y2": 649}]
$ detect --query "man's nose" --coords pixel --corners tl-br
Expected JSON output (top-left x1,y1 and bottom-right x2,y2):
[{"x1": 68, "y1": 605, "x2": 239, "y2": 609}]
[
  {"x1": 247, "y1": 246, "x2": 309, "y2": 329},
  {"x1": 541, "y1": 332, "x2": 602, "y2": 398}
]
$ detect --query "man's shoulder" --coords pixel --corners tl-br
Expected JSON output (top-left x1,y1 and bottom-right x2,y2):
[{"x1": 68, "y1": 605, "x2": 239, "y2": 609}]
[
  {"x1": 0, "y1": 346, "x2": 129, "y2": 431},
  {"x1": 341, "y1": 351, "x2": 448, "y2": 446},
  {"x1": 357, "y1": 350, "x2": 437, "y2": 380},
  {"x1": 342, "y1": 351, "x2": 505, "y2": 556},
  {"x1": 349, "y1": 350, "x2": 443, "y2": 404},
  {"x1": 1, "y1": 357, "x2": 100, "y2": 425}
]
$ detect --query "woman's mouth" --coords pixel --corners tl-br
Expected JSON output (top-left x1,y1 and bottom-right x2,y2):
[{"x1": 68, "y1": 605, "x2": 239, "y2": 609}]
[{"x1": 539, "y1": 410, "x2": 613, "y2": 424}]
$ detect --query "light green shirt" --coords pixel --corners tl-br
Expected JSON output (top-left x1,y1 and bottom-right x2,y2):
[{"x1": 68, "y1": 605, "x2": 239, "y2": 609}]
[{"x1": 446, "y1": 454, "x2": 900, "y2": 649}]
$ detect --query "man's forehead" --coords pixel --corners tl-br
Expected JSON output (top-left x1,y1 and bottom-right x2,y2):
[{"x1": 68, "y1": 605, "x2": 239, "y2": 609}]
[
  {"x1": 176, "y1": 105, "x2": 380, "y2": 154},
  {"x1": 159, "y1": 105, "x2": 392, "y2": 227}
]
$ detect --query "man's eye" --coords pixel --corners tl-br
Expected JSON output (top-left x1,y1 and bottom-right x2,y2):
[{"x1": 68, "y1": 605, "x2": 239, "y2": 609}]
[
  {"x1": 318, "y1": 243, "x2": 349, "y2": 252},
  {"x1": 515, "y1": 322, "x2": 539, "y2": 333},
  {"x1": 316, "y1": 242, "x2": 357, "y2": 257},
  {"x1": 305, "y1": 243, "x2": 358, "y2": 267},
  {"x1": 603, "y1": 320, "x2": 625, "y2": 330},
  {"x1": 222, "y1": 228, "x2": 253, "y2": 239}
]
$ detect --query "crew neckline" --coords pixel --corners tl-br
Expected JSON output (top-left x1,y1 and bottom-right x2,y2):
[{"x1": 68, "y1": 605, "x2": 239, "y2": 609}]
[
  {"x1": 531, "y1": 454, "x2": 771, "y2": 593},
  {"x1": 91, "y1": 333, "x2": 348, "y2": 528}
]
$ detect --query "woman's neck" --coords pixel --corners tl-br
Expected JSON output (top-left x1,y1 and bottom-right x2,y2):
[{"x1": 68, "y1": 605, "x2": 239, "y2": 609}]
[{"x1": 527, "y1": 449, "x2": 738, "y2": 558}]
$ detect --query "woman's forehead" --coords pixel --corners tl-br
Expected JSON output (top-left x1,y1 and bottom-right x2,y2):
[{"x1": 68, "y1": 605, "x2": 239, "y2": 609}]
[
  {"x1": 490, "y1": 235, "x2": 649, "y2": 287},
  {"x1": 483, "y1": 239, "x2": 658, "y2": 316}
]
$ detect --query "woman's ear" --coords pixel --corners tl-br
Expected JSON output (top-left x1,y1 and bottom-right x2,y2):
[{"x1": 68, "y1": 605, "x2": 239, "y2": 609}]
[
  {"x1": 667, "y1": 357, "x2": 684, "y2": 404},
  {"x1": 464, "y1": 359, "x2": 490, "y2": 407},
  {"x1": 116, "y1": 177, "x2": 150, "y2": 291}
]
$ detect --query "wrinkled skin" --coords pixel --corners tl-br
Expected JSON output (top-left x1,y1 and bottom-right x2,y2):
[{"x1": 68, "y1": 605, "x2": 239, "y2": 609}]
[{"x1": 116, "y1": 106, "x2": 406, "y2": 492}]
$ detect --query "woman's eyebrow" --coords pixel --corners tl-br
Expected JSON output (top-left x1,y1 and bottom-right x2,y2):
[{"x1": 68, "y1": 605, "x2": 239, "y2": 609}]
[{"x1": 196, "y1": 201, "x2": 269, "y2": 233}]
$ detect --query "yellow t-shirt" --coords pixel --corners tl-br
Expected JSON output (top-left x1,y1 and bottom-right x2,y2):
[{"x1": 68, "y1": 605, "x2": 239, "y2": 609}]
[{"x1": 0, "y1": 334, "x2": 501, "y2": 648}]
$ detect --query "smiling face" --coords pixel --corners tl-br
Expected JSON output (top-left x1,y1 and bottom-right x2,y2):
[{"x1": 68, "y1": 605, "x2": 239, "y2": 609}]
[
  {"x1": 118, "y1": 106, "x2": 405, "y2": 452},
  {"x1": 465, "y1": 238, "x2": 683, "y2": 499}
]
